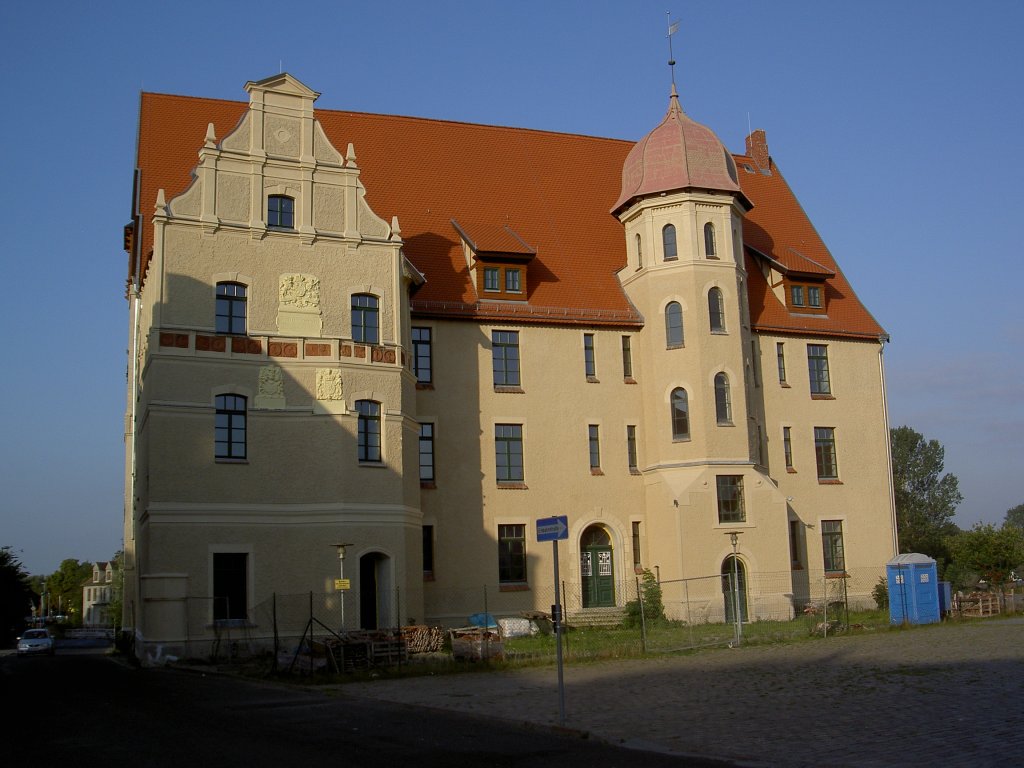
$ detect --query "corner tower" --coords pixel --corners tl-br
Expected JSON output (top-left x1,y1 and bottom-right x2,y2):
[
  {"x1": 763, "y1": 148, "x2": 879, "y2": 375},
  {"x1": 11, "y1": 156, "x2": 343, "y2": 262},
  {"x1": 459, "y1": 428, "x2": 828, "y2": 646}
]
[{"x1": 613, "y1": 86, "x2": 790, "y2": 588}]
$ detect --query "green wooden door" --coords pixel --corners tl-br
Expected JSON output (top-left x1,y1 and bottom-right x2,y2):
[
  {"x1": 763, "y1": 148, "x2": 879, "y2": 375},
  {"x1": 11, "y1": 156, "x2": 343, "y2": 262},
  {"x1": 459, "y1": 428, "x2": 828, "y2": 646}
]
[{"x1": 582, "y1": 546, "x2": 615, "y2": 608}]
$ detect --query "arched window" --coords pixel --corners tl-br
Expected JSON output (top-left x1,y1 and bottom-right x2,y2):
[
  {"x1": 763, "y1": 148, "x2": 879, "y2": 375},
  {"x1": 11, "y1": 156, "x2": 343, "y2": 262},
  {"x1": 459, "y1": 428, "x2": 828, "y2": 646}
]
[
  {"x1": 215, "y1": 282, "x2": 247, "y2": 335},
  {"x1": 704, "y1": 222, "x2": 717, "y2": 258},
  {"x1": 214, "y1": 394, "x2": 247, "y2": 459},
  {"x1": 715, "y1": 373, "x2": 732, "y2": 424},
  {"x1": 665, "y1": 302, "x2": 684, "y2": 348},
  {"x1": 635, "y1": 233, "x2": 643, "y2": 268},
  {"x1": 351, "y1": 294, "x2": 379, "y2": 344},
  {"x1": 662, "y1": 224, "x2": 677, "y2": 260},
  {"x1": 355, "y1": 400, "x2": 382, "y2": 462},
  {"x1": 670, "y1": 388, "x2": 690, "y2": 440},
  {"x1": 708, "y1": 287, "x2": 726, "y2": 333},
  {"x1": 267, "y1": 195, "x2": 294, "y2": 229}
]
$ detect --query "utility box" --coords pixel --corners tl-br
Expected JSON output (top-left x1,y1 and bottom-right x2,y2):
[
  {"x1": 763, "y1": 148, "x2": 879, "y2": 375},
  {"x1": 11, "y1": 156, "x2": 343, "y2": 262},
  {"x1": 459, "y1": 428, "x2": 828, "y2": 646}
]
[{"x1": 887, "y1": 553, "x2": 940, "y2": 625}]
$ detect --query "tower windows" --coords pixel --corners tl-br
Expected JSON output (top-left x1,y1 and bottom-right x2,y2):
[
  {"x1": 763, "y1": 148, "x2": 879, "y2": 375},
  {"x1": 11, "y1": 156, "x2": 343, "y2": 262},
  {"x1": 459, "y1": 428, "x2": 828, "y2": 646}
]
[
  {"x1": 351, "y1": 294, "x2": 379, "y2": 344},
  {"x1": 665, "y1": 302, "x2": 684, "y2": 348},
  {"x1": 704, "y1": 222, "x2": 717, "y2": 258},
  {"x1": 214, "y1": 394, "x2": 247, "y2": 460},
  {"x1": 708, "y1": 288, "x2": 726, "y2": 333},
  {"x1": 714, "y1": 373, "x2": 732, "y2": 424},
  {"x1": 356, "y1": 400, "x2": 382, "y2": 462},
  {"x1": 662, "y1": 224, "x2": 677, "y2": 260},
  {"x1": 671, "y1": 387, "x2": 690, "y2": 440}
]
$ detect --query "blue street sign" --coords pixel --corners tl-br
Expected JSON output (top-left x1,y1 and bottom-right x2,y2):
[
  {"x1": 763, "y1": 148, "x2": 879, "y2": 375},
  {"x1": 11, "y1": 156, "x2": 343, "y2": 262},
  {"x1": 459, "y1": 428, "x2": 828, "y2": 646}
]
[{"x1": 537, "y1": 515, "x2": 569, "y2": 542}]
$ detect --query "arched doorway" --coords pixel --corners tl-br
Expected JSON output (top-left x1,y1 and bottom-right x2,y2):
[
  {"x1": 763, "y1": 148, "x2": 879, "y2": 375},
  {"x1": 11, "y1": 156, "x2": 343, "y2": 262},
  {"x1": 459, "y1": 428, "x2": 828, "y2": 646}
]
[
  {"x1": 721, "y1": 555, "x2": 748, "y2": 623},
  {"x1": 580, "y1": 525, "x2": 615, "y2": 608},
  {"x1": 359, "y1": 552, "x2": 391, "y2": 629}
]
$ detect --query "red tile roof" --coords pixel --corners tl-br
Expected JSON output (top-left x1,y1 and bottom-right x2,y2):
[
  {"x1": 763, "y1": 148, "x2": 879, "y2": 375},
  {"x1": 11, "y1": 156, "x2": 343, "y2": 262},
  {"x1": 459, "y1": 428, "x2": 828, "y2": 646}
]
[{"x1": 132, "y1": 91, "x2": 885, "y2": 340}]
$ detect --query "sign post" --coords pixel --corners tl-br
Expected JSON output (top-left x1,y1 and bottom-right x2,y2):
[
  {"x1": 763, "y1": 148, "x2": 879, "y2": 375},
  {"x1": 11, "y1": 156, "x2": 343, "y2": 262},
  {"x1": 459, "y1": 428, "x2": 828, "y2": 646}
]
[{"x1": 537, "y1": 515, "x2": 569, "y2": 726}]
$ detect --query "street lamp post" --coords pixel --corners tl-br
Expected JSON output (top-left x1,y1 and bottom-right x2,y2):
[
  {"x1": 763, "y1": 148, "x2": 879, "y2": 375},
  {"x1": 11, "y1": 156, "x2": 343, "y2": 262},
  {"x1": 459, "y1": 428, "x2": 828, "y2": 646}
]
[
  {"x1": 333, "y1": 543, "x2": 353, "y2": 632},
  {"x1": 725, "y1": 531, "x2": 743, "y2": 646}
]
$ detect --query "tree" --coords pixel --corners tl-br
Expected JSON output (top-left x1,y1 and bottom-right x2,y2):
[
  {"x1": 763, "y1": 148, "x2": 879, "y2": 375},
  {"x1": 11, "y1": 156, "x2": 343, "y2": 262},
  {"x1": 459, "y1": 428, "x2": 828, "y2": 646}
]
[
  {"x1": 890, "y1": 426, "x2": 963, "y2": 558},
  {"x1": 44, "y1": 559, "x2": 93, "y2": 624},
  {"x1": 0, "y1": 547, "x2": 37, "y2": 644},
  {"x1": 946, "y1": 523, "x2": 1024, "y2": 588},
  {"x1": 1004, "y1": 503, "x2": 1024, "y2": 532}
]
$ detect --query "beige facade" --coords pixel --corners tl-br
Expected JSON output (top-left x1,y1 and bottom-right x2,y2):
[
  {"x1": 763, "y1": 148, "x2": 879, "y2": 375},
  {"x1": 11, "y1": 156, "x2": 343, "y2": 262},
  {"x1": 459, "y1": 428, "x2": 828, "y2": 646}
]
[{"x1": 123, "y1": 74, "x2": 896, "y2": 660}]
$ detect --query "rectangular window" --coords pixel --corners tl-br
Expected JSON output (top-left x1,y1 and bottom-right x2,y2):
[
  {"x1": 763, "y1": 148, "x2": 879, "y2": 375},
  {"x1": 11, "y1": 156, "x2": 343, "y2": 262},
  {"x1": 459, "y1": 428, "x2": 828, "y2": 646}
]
[
  {"x1": 213, "y1": 552, "x2": 247, "y2": 621},
  {"x1": 814, "y1": 427, "x2": 839, "y2": 480},
  {"x1": 419, "y1": 423, "x2": 435, "y2": 483},
  {"x1": 267, "y1": 195, "x2": 294, "y2": 229},
  {"x1": 776, "y1": 342, "x2": 787, "y2": 384},
  {"x1": 492, "y1": 330, "x2": 521, "y2": 387},
  {"x1": 716, "y1": 475, "x2": 746, "y2": 523},
  {"x1": 215, "y1": 394, "x2": 247, "y2": 460},
  {"x1": 621, "y1": 335, "x2": 633, "y2": 379},
  {"x1": 484, "y1": 267, "x2": 500, "y2": 292},
  {"x1": 627, "y1": 425, "x2": 638, "y2": 472},
  {"x1": 495, "y1": 424, "x2": 524, "y2": 482},
  {"x1": 807, "y1": 286, "x2": 822, "y2": 308},
  {"x1": 822, "y1": 520, "x2": 846, "y2": 573},
  {"x1": 789, "y1": 520, "x2": 802, "y2": 568},
  {"x1": 505, "y1": 268, "x2": 522, "y2": 293},
  {"x1": 351, "y1": 294, "x2": 379, "y2": 344},
  {"x1": 412, "y1": 327, "x2": 432, "y2": 384},
  {"x1": 215, "y1": 282, "x2": 247, "y2": 335},
  {"x1": 783, "y1": 426, "x2": 794, "y2": 470},
  {"x1": 791, "y1": 285, "x2": 805, "y2": 307},
  {"x1": 632, "y1": 521, "x2": 642, "y2": 568},
  {"x1": 584, "y1": 334, "x2": 596, "y2": 378},
  {"x1": 356, "y1": 400, "x2": 381, "y2": 462},
  {"x1": 807, "y1": 344, "x2": 831, "y2": 395},
  {"x1": 422, "y1": 525, "x2": 434, "y2": 577},
  {"x1": 588, "y1": 424, "x2": 601, "y2": 470},
  {"x1": 498, "y1": 523, "x2": 527, "y2": 583}
]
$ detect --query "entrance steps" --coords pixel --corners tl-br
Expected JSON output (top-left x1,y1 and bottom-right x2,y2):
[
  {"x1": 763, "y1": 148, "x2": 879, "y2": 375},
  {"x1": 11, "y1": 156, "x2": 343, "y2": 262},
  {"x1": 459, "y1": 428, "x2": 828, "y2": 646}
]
[{"x1": 566, "y1": 606, "x2": 627, "y2": 628}]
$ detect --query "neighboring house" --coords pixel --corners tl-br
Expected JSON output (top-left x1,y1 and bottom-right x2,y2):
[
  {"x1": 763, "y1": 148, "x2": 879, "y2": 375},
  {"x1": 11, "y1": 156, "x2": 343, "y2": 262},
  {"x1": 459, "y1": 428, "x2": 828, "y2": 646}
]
[
  {"x1": 82, "y1": 561, "x2": 114, "y2": 627},
  {"x1": 121, "y1": 73, "x2": 896, "y2": 661}
]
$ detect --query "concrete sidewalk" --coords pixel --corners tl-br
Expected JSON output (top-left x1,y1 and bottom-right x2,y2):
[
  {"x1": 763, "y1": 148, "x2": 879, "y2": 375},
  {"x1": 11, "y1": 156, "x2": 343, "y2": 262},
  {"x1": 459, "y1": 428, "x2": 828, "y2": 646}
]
[{"x1": 342, "y1": 618, "x2": 1024, "y2": 767}]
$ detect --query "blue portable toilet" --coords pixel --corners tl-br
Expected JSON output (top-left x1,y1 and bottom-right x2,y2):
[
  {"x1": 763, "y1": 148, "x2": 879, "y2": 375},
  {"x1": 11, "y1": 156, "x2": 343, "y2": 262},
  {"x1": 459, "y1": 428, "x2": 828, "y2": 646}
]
[{"x1": 886, "y1": 553, "x2": 940, "y2": 625}]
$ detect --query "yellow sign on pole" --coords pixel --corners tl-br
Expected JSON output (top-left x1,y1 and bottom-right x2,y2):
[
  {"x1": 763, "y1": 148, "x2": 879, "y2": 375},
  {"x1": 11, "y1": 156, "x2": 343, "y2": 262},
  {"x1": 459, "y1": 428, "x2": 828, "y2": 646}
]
[{"x1": 334, "y1": 578, "x2": 351, "y2": 591}]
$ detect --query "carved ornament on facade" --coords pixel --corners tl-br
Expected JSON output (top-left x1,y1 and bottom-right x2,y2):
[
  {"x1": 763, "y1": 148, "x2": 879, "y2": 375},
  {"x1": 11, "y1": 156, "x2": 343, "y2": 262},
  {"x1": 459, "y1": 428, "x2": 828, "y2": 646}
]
[
  {"x1": 316, "y1": 369, "x2": 344, "y2": 401},
  {"x1": 279, "y1": 274, "x2": 321, "y2": 309},
  {"x1": 258, "y1": 365, "x2": 285, "y2": 399}
]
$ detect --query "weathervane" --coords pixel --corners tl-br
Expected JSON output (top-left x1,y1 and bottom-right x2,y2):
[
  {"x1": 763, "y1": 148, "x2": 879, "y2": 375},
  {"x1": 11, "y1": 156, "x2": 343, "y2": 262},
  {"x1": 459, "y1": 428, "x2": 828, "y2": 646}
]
[{"x1": 666, "y1": 12, "x2": 680, "y2": 87}]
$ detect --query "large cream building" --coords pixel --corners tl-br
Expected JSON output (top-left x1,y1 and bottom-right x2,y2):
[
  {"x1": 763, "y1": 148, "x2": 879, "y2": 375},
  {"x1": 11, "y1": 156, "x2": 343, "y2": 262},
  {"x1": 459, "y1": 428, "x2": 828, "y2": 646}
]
[{"x1": 121, "y1": 73, "x2": 896, "y2": 660}]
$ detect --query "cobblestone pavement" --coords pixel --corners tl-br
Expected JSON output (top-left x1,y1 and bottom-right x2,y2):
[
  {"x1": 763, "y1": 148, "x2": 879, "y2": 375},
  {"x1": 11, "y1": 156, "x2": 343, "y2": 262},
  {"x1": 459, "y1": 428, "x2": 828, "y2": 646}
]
[{"x1": 342, "y1": 618, "x2": 1024, "y2": 767}]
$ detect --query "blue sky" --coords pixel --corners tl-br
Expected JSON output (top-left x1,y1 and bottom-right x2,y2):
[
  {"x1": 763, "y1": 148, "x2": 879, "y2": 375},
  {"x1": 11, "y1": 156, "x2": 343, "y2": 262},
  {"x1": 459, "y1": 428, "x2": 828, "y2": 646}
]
[{"x1": 2, "y1": 1, "x2": 1021, "y2": 576}]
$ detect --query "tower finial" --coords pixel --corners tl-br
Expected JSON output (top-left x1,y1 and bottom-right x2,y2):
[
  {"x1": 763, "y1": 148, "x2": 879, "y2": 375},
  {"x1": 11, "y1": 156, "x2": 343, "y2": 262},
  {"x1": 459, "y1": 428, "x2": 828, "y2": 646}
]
[{"x1": 666, "y1": 12, "x2": 680, "y2": 89}]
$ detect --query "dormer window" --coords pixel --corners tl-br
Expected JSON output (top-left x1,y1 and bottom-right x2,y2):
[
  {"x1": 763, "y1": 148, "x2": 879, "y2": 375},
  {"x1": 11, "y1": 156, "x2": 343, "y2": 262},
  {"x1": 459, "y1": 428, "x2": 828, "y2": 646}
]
[
  {"x1": 267, "y1": 195, "x2": 294, "y2": 230},
  {"x1": 787, "y1": 280, "x2": 826, "y2": 314},
  {"x1": 452, "y1": 219, "x2": 535, "y2": 303}
]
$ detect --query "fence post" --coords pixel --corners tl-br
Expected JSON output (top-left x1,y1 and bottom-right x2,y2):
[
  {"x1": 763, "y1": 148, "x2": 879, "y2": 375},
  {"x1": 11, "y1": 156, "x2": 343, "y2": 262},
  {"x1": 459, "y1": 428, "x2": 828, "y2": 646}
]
[{"x1": 637, "y1": 575, "x2": 647, "y2": 653}]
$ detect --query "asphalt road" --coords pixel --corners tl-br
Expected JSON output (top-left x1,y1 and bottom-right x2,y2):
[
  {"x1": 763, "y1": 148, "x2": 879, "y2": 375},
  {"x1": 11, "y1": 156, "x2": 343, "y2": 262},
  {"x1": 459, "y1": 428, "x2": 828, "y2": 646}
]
[{"x1": 1, "y1": 650, "x2": 729, "y2": 767}]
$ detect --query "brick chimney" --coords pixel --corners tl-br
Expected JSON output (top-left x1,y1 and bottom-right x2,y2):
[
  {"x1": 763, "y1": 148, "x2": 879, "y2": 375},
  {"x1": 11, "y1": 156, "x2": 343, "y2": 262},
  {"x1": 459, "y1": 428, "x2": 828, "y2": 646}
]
[{"x1": 745, "y1": 129, "x2": 770, "y2": 172}]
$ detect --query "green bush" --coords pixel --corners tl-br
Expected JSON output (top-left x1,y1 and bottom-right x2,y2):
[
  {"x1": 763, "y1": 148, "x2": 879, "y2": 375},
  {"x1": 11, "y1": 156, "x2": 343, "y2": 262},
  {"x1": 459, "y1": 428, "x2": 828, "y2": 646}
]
[
  {"x1": 872, "y1": 576, "x2": 889, "y2": 611},
  {"x1": 624, "y1": 569, "x2": 665, "y2": 627}
]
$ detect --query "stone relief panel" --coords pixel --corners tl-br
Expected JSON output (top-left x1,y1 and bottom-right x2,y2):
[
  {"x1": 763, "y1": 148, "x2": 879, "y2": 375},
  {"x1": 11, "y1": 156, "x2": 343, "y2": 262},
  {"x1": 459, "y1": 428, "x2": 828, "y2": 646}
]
[
  {"x1": 316, "y1": 369, "x2": 344, "y2": 401},
  {"x1": 279, "y1": 274, "x2": 321, "y2": 309},
  {"x1": 277, "y1": 273, "x2": 323, "y2": 337},
  {"x1": 169, "y1": 179, "x2": 201, "y2": 217},
  {"x1": 313, "y1": 185, "x2": 344, "y2": 233},
  {"x1": 221, "y1": 114, "x2": 251, "y2": 152},
  {"x1": 313, "y1": 121, "x2": 342, "y2": 165},
  {"x1": 216, "y1": 173, "x2": 252, "y2": 223},
  {"x1": 255, "y1": 364, "x2": 286, "y2": 410},
  {"x1": 266, "y1": 115, "x2": 301, "y2": 158}
]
